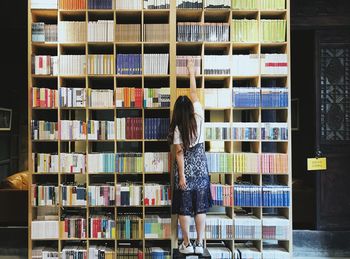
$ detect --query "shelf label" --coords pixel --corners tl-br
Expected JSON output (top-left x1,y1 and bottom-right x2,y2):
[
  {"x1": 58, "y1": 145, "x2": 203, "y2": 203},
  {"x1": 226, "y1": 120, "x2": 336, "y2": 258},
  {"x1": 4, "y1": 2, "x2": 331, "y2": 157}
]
[{"x1": 307, "y1": 157, "x2": 327, "y2": 171}]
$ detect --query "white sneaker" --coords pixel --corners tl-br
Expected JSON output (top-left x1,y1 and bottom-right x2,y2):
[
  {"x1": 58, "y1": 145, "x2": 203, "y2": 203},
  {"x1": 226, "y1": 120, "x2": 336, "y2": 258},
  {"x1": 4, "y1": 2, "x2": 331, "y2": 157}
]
[
  {"x1": 194, "y1": 241, "x2": 204, "y2": 254},
  {"x1": 179, "y1": 241, "x2": 194, "y2": 254}
]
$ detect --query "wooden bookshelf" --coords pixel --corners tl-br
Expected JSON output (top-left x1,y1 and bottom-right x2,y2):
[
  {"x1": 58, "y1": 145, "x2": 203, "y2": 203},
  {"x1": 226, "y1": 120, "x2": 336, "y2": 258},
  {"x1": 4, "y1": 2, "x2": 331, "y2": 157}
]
[{"x1": 28, "y1": 0, "x2": 291, "y2": 258}]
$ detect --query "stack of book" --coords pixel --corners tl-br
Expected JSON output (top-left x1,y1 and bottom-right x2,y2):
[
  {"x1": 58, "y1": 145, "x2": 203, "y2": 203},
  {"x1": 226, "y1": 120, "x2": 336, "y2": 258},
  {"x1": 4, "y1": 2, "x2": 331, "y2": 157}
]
[
  {"x1": 144, "y1": 24, "x2": 170, "y2": 42},
  {"x1": 59, "y1": 55, "x2": 86, "y2": 75},
  {"x1": 88, "y1": 21, "x2": 114, "y2": 42},
  {"x1": 232, "y1": 153, "x2": 260, "y2": 174},
  {"x1": 88, "y1": 89, "x2": 114, "y2": 108},
  {"x1": 88, "y1": 120, "x2": 115, "y2": 140},
  {"x1": 32, "y1": 153, "x2": 58, "y2": 173},
  {"x1": 234, "y1": 183, "x2": 262, "y2": 207},
  {"x1": 145, "y1": 248, "x2": 171, "y2": 259},
  {"x1": 116, "y1": 183, "x2": 142, "y2": 206},
  {"x1": 117, "y1": 247, "x2": 143, "y2": 258},
  {"x1": 232, "y1": 123, "x2": 260, "y2": 140},
  {"x1": 261, "y1": 88, "x2": 288, "y2": 107},
  {"x1": 262, "y1": 246, "x2": 289, "y2": 258},
  {"x1": 60, "y1": 153, "x2": 86, "y2": 173},
  {"x1": 90, "y1": 215, "x2": 116, "y2": 238},
  {"x1": 143, "y1": 88, "x2": 170, "y2": 108},
  {"x1": 261, "y1": 153, "x2": 288, "y2": 174},
  {"x1": 31, "y1": 0, "x2": 58, "y2": 9},
  {"x1": 261, "y1": 0, "x2": 286, "y2": 9},
  {"x1": 116, "y1": 54, "x2": 142, "y2": 75},
  {"x1": 115, "y1": 0, "x2": 142, "y2": 9},
  {"x1": 262, "y1": 216, "x2": 289, "y2": 240},
  {"x1": 204, "y1": 88, "x2": 232, "y2": 108},
  {"x1": 144, "y1": 184, "x2": 171, "y2": 206},
  {"x1": 261, "y1": 54, "x2": 288, "y2": 75},
  {"x1": 232, "y1": 0, "x2": 258, "y2": 9},
  {"x1": 144, "y1": 54, "x2": 169, "y2": 75},
  {"x1": 204, "y1": 0, "x2": 230, "y2": 8},
  {"x1": 60, "y1": 0, "x2": 86, "y2": 9},
  {"x1": 144, "y1": 214, "x2": 171, "y2": 238},
  {"x1": 234, "y1": 215, "x2": 262, "y2": 239},
  {"x1": 115, "y1": 24, "x2": 141, "y2": 42},
  {"x1": 232, "y1": 55, "x2": 260, "y2": 76},
  {"x1": 177, "y1": 22, "x2": 202, "y2": 42},
  {"x1": 116, "y1": 117, "x2": 143, "y2": 139},
  {"x1": 206, "y1": 152, "x2": 233, "y2": 173},
  {"x1": 176, "y1": 56, "x2": 201, "y2": 75},
  {"x1": 262, "y1": 185, "x2": 290, "y2": 207},
  {"x1": 31, "y1": 120, "x2": 58, "y2": 140},
  {"x1": 32, "y1": 87, "x2": 58, "y2": 108},
  {"x1": 88, "y1": 55, "x2": 114, "y2": 75},
  {"x1": 208, "y1": 247, "x2": 232, "y2": 259},
  {"x1": 234, "y1": 243, "x2": 261, "y2": 259},
  {"x1": 32, "y1": 247, "x2": 59, "y2": 259},
  {"x1": 144, "y1": 152, "x2": 169, "y2": 173},
  {"x1": 231, "y1": 19, "x2": 259, "y2": 42},
  {"x1": 205, "y1": 215, "x2": 233, "y2": 239},
  {"x1": 88, "y1": 185, "x2": 116, "y2": 206},
  {"x1": 115, "y1": 87, "x2": 143, "y2": 108},
  {"x1": 176, "y1": 0, "x2": 203, "y2": 9},
  {"x1": 232, "y1": 87, "x2": 260, "y2": 108},
  {"x1": 205, "y1": 122, "x2": 231, "y2": 141},
  {"x1": 61, "y1": 247, "x2": 87, "y2": 259},
  {"x1": 115, "y1": 153, "x2": 143, "y2": 173},
  {"x1": 33, "y1": 55, "x2": 58, "y2": 75},
  {"x1": 116, "y1": 214, "x2": 142, "y2": 239},
  {"x1": 88, "y1": 0, "x2": 113, "y2": 9},
  {"x1": 88, "y1": 246, "x2": 115, "y2": 259},
  {"x1": 210, "y1": 184, "x2": 233, "y2": 206},
  {"x1": 61, "y1": 184, "x2": 87, "y2": 206},
  {"x1": 261, "y1": 123, "x2": 288, "y2": 140},
  {"x1": 88, "y1": 153, "x2": 115, "y2": 173},
  {"x1": 59, "y1": 87, "x2": 86, "y2": 107},
  {"x1": 31, "y1": 220, "x2": 59, "y2": 239},
  {"x1": 32, "y1": 23, "x2": 57, "y2": 42},
  {"x1": 31, "y1": 184, "x2": 59, "y2": 206},
  {"x1": 204, "y1": 55, "x2": 231, "y2": 75},
  {"x1": 60, "y1": 215, "x2": 87, "y2": 238},
  {"x1": 260, "y1": 19, "x2": 286, "y2": 42},
  {"x1": 60, "y1": 120, "x2": 87, "y2": 140},
  {"x1": 203, "y1": 23, "x2": 230, "y2": 42},
  {"x1": 144, "y1": 118, "x2": 169, "y2": 139},
  {"x1": 58, "y1": 22, "x2": 86, "y2": 42}
]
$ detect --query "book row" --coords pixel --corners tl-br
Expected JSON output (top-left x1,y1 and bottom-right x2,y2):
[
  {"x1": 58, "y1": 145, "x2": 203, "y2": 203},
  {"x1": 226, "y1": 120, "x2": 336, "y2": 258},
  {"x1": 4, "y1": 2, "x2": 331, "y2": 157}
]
[
  {"x1": 32, "y1": 23, "x2": 57, "y2": 42},
  {"x1": 205, "y1": 122, "x2": 288, "y2": 141},
  {"x1": 31, "y1": 0, "x2": 286, "y2": 10},
  {"x1": 32, "y1": 53, "x2": 287, "y2": 76},
  {"x1": 206, "y1": 152, "x2": 288, "y2": 174},
  {"x1": 32, "y1": 87, "x2": 171, "y2": 108},
  {"x1": 33, "y1": 152, "x2": 169, "y2": 173},
  {"x1": 177, "y1": 22, "x2": 230, "y2": 42},
  {"x1": 144, "y1": 118, "x2": 169, "y2": 139}
]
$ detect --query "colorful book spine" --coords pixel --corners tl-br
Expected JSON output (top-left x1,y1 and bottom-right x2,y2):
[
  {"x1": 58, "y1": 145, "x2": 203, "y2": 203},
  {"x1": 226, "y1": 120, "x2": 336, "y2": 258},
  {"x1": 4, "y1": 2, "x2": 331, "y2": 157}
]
[
  {"x1": 116, "y1": 117, "x2": 143, "y2": 139},
  {"x1": 234, "y1": 183, "x2": 262, "y2": 207},
  {"x1": 60, "y1": 215, "x2": 87, "y2": 238},
  {"x1": 60, "y1": 120, "x2": 87, "y2": 140},
  {"x1": 89, "y1": 246, "x2": 115, "y2": 259},
  {"x1": 115, "y1": 87, "x2": 143, "y2": 108},
  {"x1": 88, "y1": 185, "x2": 116, "y2": 206},
  {"x1": 261, "y1": 88, "x2": 288, "y2": 107},
  {"x1": 60, "y1": 153, "x2": 86, "y2": 173},
  {"x1": 144, "y1": 118, "x2": 169, "y2": 140},
  {"x1": 59, "y1": 87, "x2": 86, "y2": 108},
  {"x1": 144, "y1": 215, "x2": 171, "y2": 238},
  {"x1": 232, "y1": 123, "x2": 260, "y2": 140},
  {"x1": 90, "y1": 215, "x2": 116, "y2": 238},
  {"x1": 116, "y1": 54, "x2": 142, "y2": 75},
  {"x1": 32, "y1": 153, "x2": 59, "y2": 173},
  {"x1": 261, "y1": 123, "x2": 288, "y2": 140},
  {"x1": 116, "y1": 183, "x2": 142, "y2": 206},
  {"x1": 206, "y1": 152, "x2": 233, "y2": 173},
  {"x1": 232, "y1": 88, "x2": 260, "y2": 108},
  {"x1": 33, "y1": 55, "x2": 58, "y2": 75},
  {"x1": 205, "y1": 215, "x2": 234, "y2": 239},
  {"x1": 31, "y1": 184, "x2": 59, "y2": 206},
  {"x1": 231, "y1": 19, "x2": 259, "y2": 42},
  {"x1": 88, "y1": 120, "x2": 115, "y2": 140},
  {"x1": 88, "y1": 0, "x2": 113, "y2": 9},
  {"x1": 60, "y1": 0, "x2": 86, "y2": 9},
  {"x1": 116, "y1": 215, "x2": 143, "y2": 239},
  {"x1": 88, "y1": 55, "x2": 114, "y2": 75},
  {"x1": 205, "y1": 123, "x2": 231, "y2": 140},
  {"x1": 144, "y1": 152, "x2": 169, "y2": 173},
  {"x1": 144, "y1": 184, "x2": 171, "y2": 206},
  {"x1": 143, "y1": 88, "x2": 170, "y2": 108},
  {"x1": 262, "y1": 185, "x2": 290, "y2": 207},
  {"x1": 61, "y1": 184, "x2": 87, "y2": 206},
  {"x1": 88, "y1": 153, "x2": 116, "y2": 173},
  {"x1": 32, "y1": 247, "x2": 59, "y2": 259},
  {"x1": 115, "y1": 153, "x2": 143, "y2": 173},
  {"x1": 261, "y1": 153, "x2": 288, "y2": 174},
  {"x1": 31, "y1": 120, "x2": 58, "y2": 140},
  {"x1": 117, "y1": 247, "x2": 143, "y2": 258},
  {"x1": 210, "y1": 184, "x2": 233, "y2": 206},
  {"x1": 145, "y1": 248, "x2": 171, "y2": 259}
]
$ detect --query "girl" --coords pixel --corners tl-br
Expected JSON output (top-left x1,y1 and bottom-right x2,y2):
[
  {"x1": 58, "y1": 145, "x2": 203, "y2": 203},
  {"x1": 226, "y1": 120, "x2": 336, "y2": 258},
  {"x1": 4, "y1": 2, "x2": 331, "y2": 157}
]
[{"x1": 168, "y1": 58, "x2": 213, "y2": 254}]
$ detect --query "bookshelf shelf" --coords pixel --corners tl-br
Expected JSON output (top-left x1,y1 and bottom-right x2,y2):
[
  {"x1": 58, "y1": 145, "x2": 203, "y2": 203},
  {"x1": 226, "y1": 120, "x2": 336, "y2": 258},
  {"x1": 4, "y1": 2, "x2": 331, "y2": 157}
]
[{"x1": 29, "y1": 0, "x2": 292, "y2": 258}]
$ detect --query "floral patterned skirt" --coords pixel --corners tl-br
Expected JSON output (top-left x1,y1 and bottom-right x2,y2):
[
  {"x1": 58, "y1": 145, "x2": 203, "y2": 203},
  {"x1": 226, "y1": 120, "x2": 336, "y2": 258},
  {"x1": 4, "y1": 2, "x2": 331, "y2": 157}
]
[{"x1": 172, "y1": 143, "x2": 213, "y2": 216}]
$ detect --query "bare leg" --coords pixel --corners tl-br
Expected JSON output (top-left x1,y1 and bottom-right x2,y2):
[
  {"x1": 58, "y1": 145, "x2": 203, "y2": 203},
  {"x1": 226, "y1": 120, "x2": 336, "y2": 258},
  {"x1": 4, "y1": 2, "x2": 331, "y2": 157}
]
[
  {"x1": 194, "y1": 213, "x2": 206, "y2": 244},
  {"x1": 179, "y1": 215, "x2": 191, "y2": 245}
]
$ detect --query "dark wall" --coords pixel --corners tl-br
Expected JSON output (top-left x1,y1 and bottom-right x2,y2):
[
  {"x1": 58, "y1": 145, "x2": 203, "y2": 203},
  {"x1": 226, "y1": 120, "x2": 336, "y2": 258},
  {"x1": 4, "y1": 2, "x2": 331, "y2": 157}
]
[{"x1": 0, "y1": 1, "x2": 28, "y2": 181}]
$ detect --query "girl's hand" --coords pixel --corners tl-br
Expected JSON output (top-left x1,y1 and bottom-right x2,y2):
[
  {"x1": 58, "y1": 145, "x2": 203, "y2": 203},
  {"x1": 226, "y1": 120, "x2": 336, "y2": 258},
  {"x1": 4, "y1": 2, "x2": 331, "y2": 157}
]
[
  {"x1": 179, "y1": 174, "x2": 187, "y2": 190},
  {"x1": 187, "y1": 57, "x2": 195, "y2": 75}
]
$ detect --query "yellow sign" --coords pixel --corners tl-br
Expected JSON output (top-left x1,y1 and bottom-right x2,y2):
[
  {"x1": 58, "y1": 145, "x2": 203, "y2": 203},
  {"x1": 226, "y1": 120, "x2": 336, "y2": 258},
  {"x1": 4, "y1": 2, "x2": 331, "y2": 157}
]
[{"x1": 307, "y1": 157, "x2": 327, "y2": 171}]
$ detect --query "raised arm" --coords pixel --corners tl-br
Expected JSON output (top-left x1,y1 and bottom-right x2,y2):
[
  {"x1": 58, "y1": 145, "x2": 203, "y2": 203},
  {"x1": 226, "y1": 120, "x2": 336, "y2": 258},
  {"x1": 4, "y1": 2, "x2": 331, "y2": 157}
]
[{"x1": 187, "y1": 57, "x2": 199, "y2": 103}]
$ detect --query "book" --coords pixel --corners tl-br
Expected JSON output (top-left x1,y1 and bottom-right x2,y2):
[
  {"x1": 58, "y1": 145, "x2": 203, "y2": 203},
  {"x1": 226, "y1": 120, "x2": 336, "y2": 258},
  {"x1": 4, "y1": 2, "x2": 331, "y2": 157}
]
[
  {"x1": 88, "y1": 185, "x2": 116, "y2": 206},
  {"x1": 262, "y1": 185, "x2": 290, "y2": 207},
  {"x1": 60, "y1": 0, "x2": 86, "y2": 9},
  {"x1": 234, "y1": 183, "x2": 262, "y2": 207},
  {"x1": 144, "y1": 152, "x2": 169, "y2": 173},
  {"x1": 205, "y1": 122, "x2": 231, "y2": 140},
  {"x1": 88, "y1": 20, "x2": 114, "y2": 42},
  {"x1": 115, "y1": 0, "x2": 142, "y2": 9},
  {"x1": 261, "y1": 88, "x2": 288, "y2": 108},
  {"x1": 231, "y1": 0, "x2": 258, "y2": 9},
  {"x1": 144, "y1": 184, "x2": 171, "y2": 206},
  {"x1": 32, "y1": 23, "x2": 57, "y2": 42},
  {"x1": 115, "y1": 24, "x2": 141, "y2": 42},
  {"x1": 116, "y1": 117, "x2": 143, "y2": 139},
  {"x1": 144, "y1": 24, "x2": 170, "y2": 42},
  {"x1": 60, "y1": 120, "x2": 87, "y2": 140},
  {"x1": 207, "y1": 247, "x2": 232, "y2": 259},
  {"x1": 176, "y1": 0, "x2": 202, "y2": 8},
  {"x1": 262, "y1": 216, "x2": 289, "y2": 240},
  {"x1": 60, "y1": 153, "x2": 86, "y2": 173},
  {"x1": 260, "y1": 20, "x2": 286, "y2": 42},
  {"x1": 61, "y1": 247, "x2": 87, "y2": 259},
  {"x1": 176, "y1": 56, "x2": 201, "y2": 75},
  {"x1": 89, "y1": 214, "x2": 117, "y2": 239},
  {"x1": 116, "y1": 214, "x2": 143, "y2": 239},
  {"x1": 177, "y1": 22, "x2": 202, "y2": 42},
  {"x1": 261, "y1": 153, "x2": 288, "y2": 174},
  {"x1": 144, "y1": 54, "x2": 169, "y2": 75},
  {"x1": 144, "y1": 0, "x2": 170, "y2": 9},
  {"x1": 88, "y1": 120, "x2": 115, "y2": 140},
  {"x1": 31, "y1": 0, "x2": 58, "y2": 9},
  {"x1": 260, "y1": 54, "x2": 288, "y2": 75},
  {"x1": 205, "y1": 215, "x2": 233, "y2": 239},
  {"x1": 144, "y1": 118, "x2": 169, "y2": 139},
  {"x1": 116, "y1": 153, "x2": 143, "y2": 173},
  {"x1": 261, "y1": 122, "x2": 288, "y2": 140},
  {"x1": 58, "y1": 22, "x2": 86, "y2": 42},
  {"x1": 116, "y1": 87, "x2": 143, "y2": 108},
  {"x1": 260, "y1": 0, "x2": 286, "y2": 10},
  {"x1": 88, "y1": 55, "x2": 114, "y2": 75},
  {"x1": 61, "y1": 184, "x2": 87, "y2": 206},
  {"x1": 59, "y1": 55, "x2": 86, "y2": 75},
  {"x1": 210, "y1": 184, "x2": 233, "y2": 206},
  {"x1": 60, "y1": 215, "x2": 87, "y2": 238},
  {"x1": 31, "y1": 220, "x2": 59, "y2": 239},
  {"x1": 144, "y1": 214, "x2": 171, "y2": 238},
  {"x1": 32, "y1": 153, "x2": 59, "y2": 173},
  {"x1": 59, "y1": 87, "x2": 86, "y2": 108},
  {"x1": 232, "y1": 122, "x2": 260, "y2": 140},
  {"x1": 32, "y1": 247, "x2": 59, "y2": 259},
  {"x1": 88, "y1": 89, "x2": 114, "y2": 108},
  {"x1": 234, "y1": 215, "x2": 262, "y2": 239},
  {"x1": 31, "y1": 120, "x2": 58, "y2": 140},
  {"x1": 204, "y1": 0, "x2": 230, "y2": 8},
  {"x1": 116, "y1": 246, "x2": 143, "y2": 258},
  {"x1": 206, "y1": 152, "x2": 233, "y2": 173},
  {"x1": 143, "y1": 88, "x2": 170, "y2": 108},
  {"x1": 33, "y1": 56, "x2": 58, "y2": 75},
  {"x1": 204, "y1": 55, "x2": 231, "y2": 75},
  {"x1": 31, "y1": 184, "x2": 59, "y2": 206},
  {"x1": 116, "y1": 183, "x2": 142, "y2": 206},
  {"x1": 32, "y1": 87, "x2": 58, "y2": 108},
  {"x1": 88, "y1": 0, "x2": 113, "y2": 9},
  {"x1": 88, "y1": 153, "x2": 115, "y2": 173},
  {"x1": 231, "y1": 19, "x2": 259, "y2": 42},
  {"x1": 89, "y1": 245, "x2": 115, "y2": 259},
  {"x1": 116, "y1": 54, "x2": 142, "y2": 75},
  {"x1": 234, "y1": 243, "x2": 261, "y2": 259}
]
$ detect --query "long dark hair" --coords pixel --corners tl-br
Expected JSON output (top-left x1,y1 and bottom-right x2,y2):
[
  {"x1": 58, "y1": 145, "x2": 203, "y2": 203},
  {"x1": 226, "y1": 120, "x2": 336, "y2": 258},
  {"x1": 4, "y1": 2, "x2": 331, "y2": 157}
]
[{"x1": 168, "y1": 95, "x2": 197, "y2": 150}]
